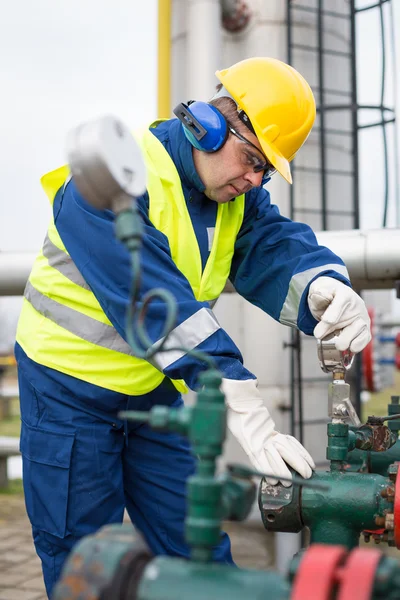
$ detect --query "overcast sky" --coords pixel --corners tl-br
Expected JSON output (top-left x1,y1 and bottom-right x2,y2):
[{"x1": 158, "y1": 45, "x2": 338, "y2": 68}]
[
  {"x1": 0, "y1": 0, "x2": 157, "y2": 252},
  {"x1": 0, "y1": 0, "x2": 399, "y2": 254}
]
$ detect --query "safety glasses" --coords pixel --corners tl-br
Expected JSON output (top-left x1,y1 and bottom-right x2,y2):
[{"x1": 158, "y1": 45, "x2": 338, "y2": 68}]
[{"x1": 227, "y1": 123, "x2": 276, "y2": 182}]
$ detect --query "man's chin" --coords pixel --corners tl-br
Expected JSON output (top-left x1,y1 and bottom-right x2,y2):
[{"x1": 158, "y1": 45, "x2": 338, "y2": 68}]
[
  {"x1": 216, "y1": 187, "x2": 237, "y2": 203},
  {"x1": 205, "y1": 190, "x2": 235, "y2": 203}
]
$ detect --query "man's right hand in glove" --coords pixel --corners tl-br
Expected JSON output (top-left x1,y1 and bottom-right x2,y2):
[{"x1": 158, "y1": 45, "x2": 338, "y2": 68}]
[{"x1": 222, "y1": 378, "x2": 315, "y2": 487}]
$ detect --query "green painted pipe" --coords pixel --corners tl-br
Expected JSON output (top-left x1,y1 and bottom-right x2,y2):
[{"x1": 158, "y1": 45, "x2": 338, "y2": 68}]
[
  {"x1": 346, "y1": 440, "x2": 400, "y2": 476},
  {"x1": 346, "y1": 396, "x2": 400, "y2": 475},
  {"x1": 137, "y1": 557, "x2": 290, "y2": 600}
]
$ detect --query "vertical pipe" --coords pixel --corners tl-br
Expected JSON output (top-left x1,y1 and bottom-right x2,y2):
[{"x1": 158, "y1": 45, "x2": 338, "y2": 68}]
[
  {"x1": 187, "y1": 0, "x2": 222, "y2": 100},
  {"x1": 287, "y1": 1, "x2": 303, "y2": 447},
  {"x1": 317, "y1": 0, "x2": 327, "y2": 231},
  {"x1": 296, "y1": 330, "x2": 304, "y2": 445},
  {"x1": 378, "y1": 0, "x2": 389, "y2": 227},
  {"x1": 350, "y1": 0, "x2": 360, "y2": 229},
  {"x1": 287, "y1": 0, "x2": 296, "y2": 440},
  {"x1": 279, "y1": 0, "x2": 302, "y2": 571},
  {"x1": 290, "y1": 331, "x2": 296, "y2": 438},
  {"x1": 158, "y1": 0, "x2": 172, "y2": 117},
  {"x1": 389, "y1": 0, "x2": 400, "y2": 227},
  {"x1": 350, "y1": 1, "x2": 361, "y2": 415}
]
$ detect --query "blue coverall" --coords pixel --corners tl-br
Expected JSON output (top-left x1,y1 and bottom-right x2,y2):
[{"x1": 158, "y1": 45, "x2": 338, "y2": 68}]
[{"x1": 16, "y1": 118, "x2": 350, "y2": 596}]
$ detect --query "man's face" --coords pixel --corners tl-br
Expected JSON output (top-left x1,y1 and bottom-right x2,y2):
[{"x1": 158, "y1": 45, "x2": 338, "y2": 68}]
[{"x1": 193, "y1": 126, "x2": 268, "y2": 203}]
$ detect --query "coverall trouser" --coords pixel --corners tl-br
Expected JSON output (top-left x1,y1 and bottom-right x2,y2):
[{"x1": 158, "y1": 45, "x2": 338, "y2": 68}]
[{"x1": 16, "y1": 347, "x2": 233, "y2": 598}]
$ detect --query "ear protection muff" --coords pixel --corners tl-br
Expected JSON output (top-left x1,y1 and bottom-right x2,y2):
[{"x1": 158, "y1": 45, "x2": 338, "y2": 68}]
[{"x1": 173, "y1": 101, "x2": 229, "y2": 152}]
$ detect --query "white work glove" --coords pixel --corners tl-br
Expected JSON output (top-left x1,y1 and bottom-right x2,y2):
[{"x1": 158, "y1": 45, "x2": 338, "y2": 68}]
[
  {"x1": 308, "y1": 276, "x2": 371, "y2": 353},
  {"x1": 222, "y1": 378, "x2": 315, "y2": 487}
]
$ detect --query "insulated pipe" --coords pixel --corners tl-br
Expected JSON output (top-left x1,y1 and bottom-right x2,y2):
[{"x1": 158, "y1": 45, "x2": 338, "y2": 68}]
[
  {"x1": 2, "y1": 229, "x2": 400, "y2": 296},
  {"x1": 187, "y1": 0, "x2": 221, "y2": 100},
  {"x1": 0, "y1": 253, "x2": 35, "y2": 296},
  {"x1": 315, "y1": 228, "x2": 400, "y2": 290},
  {"x1": 157, "y1": 0, "x2": 172, "y2": 118}
]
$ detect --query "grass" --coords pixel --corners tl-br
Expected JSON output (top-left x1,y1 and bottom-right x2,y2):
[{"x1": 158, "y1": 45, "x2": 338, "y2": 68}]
[
  {"x1": 0, "y1": 397, "x2": 21, "y2": 438},
  {"x1": 0, "y1": 478, "x2": 23, "y2": 495},
  {"x1": 0, "y1": 390, "x2": 22, "y2": 496},
  {"x1": 361, "y1": 371, "x2": 400, "y2": 421}
]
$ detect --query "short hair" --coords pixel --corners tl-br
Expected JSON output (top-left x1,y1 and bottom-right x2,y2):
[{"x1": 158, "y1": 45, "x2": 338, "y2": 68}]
[
  {"x1": 209, "y1": 83, "x2": 244, "y2": 133},
  {"x1": 209, "y1": 85, "x2": 253, "y2": 136}
]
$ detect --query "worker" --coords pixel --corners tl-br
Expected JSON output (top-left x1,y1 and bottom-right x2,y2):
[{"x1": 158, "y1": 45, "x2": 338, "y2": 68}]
[{"x1": 15, "y1": 57, "x2": 371, "y2": 597}]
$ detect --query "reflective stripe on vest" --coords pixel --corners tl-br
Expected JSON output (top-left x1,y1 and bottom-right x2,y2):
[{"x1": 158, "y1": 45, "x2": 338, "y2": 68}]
[{"x1": 16, "y1": 125, "x2": 245, "y2": 395}]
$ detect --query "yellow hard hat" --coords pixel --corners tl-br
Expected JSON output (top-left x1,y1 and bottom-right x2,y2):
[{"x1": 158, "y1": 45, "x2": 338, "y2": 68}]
[{"x1": 216, "y1": 57, "x2": 316, "y2": 184}]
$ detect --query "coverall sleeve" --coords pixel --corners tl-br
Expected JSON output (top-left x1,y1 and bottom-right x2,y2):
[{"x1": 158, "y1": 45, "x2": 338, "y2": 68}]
[
  {"x1": 54, "y1": 179, "x2": 256, "y2": 391},
  {"x1": 229, "y1": 186, "x2": 351, "y2": 335}
]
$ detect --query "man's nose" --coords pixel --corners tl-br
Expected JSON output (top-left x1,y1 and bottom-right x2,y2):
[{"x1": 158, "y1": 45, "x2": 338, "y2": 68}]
[{"x1": 243, "y1": 170, "x2": 264, "y2": 188}]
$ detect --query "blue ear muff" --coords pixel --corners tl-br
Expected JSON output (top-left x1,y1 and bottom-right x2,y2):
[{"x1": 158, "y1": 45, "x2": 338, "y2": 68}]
[{"x1": 173, "y1": 101, "x2": 228, "y2": 152}]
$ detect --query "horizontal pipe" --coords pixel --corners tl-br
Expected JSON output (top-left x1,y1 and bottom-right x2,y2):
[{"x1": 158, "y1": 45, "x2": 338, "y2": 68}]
[
  {"x1": 1, "y1": 229, "x2": 400, "y2": 296},
  {"x1": 0, "y1": 252, "x2": 36, "y2": 296},
  {"x1": 315, "y1": 229, "x2": 400, "y2": 290}
]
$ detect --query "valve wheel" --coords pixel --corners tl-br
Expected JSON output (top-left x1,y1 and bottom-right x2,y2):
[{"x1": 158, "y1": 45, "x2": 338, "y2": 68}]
[
  {"x1": 394, "y1": 463, "x2": 400, "y2": 549},
  {"x1": 291, "y1": 545, "x2": 348, "y2": 600},
  {"x1": 336, "y1": 548, "x2": 381, "y2": 600}
]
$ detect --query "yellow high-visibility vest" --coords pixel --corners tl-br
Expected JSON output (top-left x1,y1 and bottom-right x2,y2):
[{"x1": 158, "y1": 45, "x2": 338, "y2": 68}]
[{"x1": 16, "y1": 124, "x2": 245, "y2": 395}]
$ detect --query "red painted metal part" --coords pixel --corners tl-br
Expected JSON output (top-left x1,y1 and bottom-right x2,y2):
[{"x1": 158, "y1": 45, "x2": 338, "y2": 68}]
[
  {"x1": 291, "y1": 545, "x2": 347, "y2": 600},
  {"x1": 394, "y1": 465, "x2": 400, "y2": 549},
  {"x1": 396, "y1": 332, "x2": 400, "y2": 348},
  {"x1": 336, "y1": 548, "x2": 381, "y2": 600},
  {"x1": 363, "y1": 528, "x2": 385, "y2": 534}
]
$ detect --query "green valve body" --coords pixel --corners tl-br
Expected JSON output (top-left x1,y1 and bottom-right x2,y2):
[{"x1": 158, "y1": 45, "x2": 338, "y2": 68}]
[
  {"x1": 260, "y1": 469, "x2": 394, "y2": 548},
  {"x1": 260, "y1": 418, "x2": 397, "y2": 549},
  {"x1": 302, "y1": 470, "x2": 393, "y2": 547}
]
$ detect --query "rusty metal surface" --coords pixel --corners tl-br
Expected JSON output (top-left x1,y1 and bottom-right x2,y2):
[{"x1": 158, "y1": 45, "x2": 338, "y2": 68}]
[
  {"x1": 356, "y1": 424, "x2": 396, "y2": 452},
  {"x1": 52, "y1": 524, "x2": 152, "y2": 600}
]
